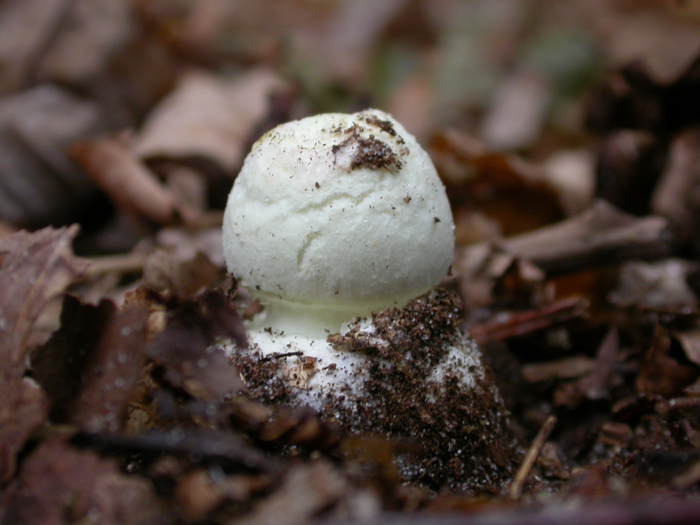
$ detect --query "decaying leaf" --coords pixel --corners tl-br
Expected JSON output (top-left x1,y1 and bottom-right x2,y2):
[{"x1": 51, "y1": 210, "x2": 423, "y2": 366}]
[
  {"x1": 637, "y1": 325, "x2": 698, "y2": 397},
  {"x1": 143, "y1": 246, "x2": 220, "y2": 300},
  {"x1": 232, "y1": 460, "x2": 348, "y2": 525},
  {"x1": 0, "y1": 226, "x2": 87, "y2": 482},
  {"x1": 0, "y1": 86, "x2": 103, "y2": 228},
  {"x1": 3, "y1": 439, "x2": 170, "y2": 525},
  {"x1": 148, "y1": 290, "x2": 247, "y2": 400},
  {"x1": 430, "y1": 128, "x2": 565, "y2": 237},
  {"x1": 71, "y1": 137, "x2": 195, "y2": 226},
  {"x1": 31, "y1": 296, "x2": 115, "y2": 422},
  {"x1": 0, "y1": 225, "x2": 89, "y2": 361},
  {"x1": 69, "y1": 303, "x2": 149, "y2": 432},
  {"x1": 132, "y1": 68, "x2": 286, "y2": 172}
]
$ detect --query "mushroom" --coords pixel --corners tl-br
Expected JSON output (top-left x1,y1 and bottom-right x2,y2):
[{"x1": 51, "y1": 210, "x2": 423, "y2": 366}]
[
  {"x1": 223, "y1": 109, "x2": 454, "y2": 337},
  {"x1": 223, "y1": 109, "x2": 515, "y2": 491}
]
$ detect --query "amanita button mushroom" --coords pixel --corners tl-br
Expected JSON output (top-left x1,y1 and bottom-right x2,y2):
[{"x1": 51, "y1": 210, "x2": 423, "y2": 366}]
[
  {"x1": 223, "y1": 109, "x2": 454, "y2": 336},
  {"x1": 223, "y1": 109, "x2": 515, "y2": 491}
]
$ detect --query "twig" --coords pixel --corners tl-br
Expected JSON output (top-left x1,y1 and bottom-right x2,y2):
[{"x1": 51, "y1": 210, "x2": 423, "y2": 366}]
[
  {"x1": 81, "y1": 252, "x2": 147, "y2": 278},
  {"x1": 468, "y1": 297, "x2": 587, "y2": 345},
  {"x1": 509, "y1": 415, "x2": 557, "y2": 500}
]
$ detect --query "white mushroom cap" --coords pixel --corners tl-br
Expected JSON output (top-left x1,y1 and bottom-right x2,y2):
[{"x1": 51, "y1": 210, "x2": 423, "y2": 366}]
[{"x1": 223, "y1": 109, "x2": 454, "y2": 335}]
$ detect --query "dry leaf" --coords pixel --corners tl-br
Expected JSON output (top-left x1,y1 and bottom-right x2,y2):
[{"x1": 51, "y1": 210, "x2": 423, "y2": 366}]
[
  {"x1": 69, "y1": 303, "x2": 149, "y2": 433},
  {"x1": 0, "y1": 226, "x2": 88, "y2": 481},
  {"x1": 652, "y1": 129, "x2": 700, "y2": 249},
  {"x1": 232, "y1": 460, "x2": 347, "y2": 525},
  {"x1": 71, "y1": 137, "x2": 192, "y2": 226},
  {"x1": 3, "y1": 439, "x2": 169, "y2": 525},
  {"x1": 147, "y1": 291, "x2": 247, "y2": 400},
  {"x1": 0, "y1": 85, "x2": 102, "y2": 227},
  {"x1": 132, "y1": 68, "x2": 286, "y2": 172},
  {"x1": 0, "y1": 0, "x2": 73, "y2": 93},
  {"x1": 142, "y1": 247, "x2": 220, "y2": 300},
  {"x1": 31, "y1": 296, "x2": 115, "y2": 422},
  {"x1": 0, "y1": 225, "x2": 88, "y2": 364},
  {"x1": 637, "y1": 325, "x2": 698, "y2": 397}
]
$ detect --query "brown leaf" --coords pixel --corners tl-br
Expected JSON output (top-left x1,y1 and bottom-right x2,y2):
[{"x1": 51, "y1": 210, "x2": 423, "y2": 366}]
[
  {"x1": 652, "y1": 129, "x2": 700, "y2": 248},
  {"x1": 70, "y1": 137, "x2": 191, "y2": 226},
  {"x1": 34, "y1": 0, "x2": 133, "y2": 85},
  {"x1": 3, "y1": 439, "x2": 169, "y2": 525},
  {"x1": 430, "y1": 129, "x2": 565, "y2": 237},
  {"x1": 132, "y1": 68, "x2": 286, "y2": 172},
  {"x1": 143, "y1": 247, "x2": 220, "y2": 300},
  {"x1": 231, "y1": 460, "x2": 347, "y2": 525},
  {"x1": 0, "y1": 225, "x2": 88, "y2": 362},
  {"x1": 675, "y1": 328, "x2": 700, "y2": 367},
  {"x1": 501, "y1": 200, "x2": 672, "y2": 275},
  {"x1": 0, "y1": 86, "x2": 102, "y2": 228},
  {"x1": 174, "y1": 469, "x2": 273, "y2": 523},
  {"x1": 0, "y1": 226, "x2": 86, "y2": 482},
  {"x1": 0, "y1": 378, "x2": 49, "y2": 484},
  {"x1": 0, "y1": 0, "x2": 74, "y2": 93},
  {"x1": 553, "y1": 328, "x2": 620, "y2": 408},
  {"x1": 148, "y1": 291, "x2": 247, "y2": 400},
  {"x1": 31, "y1": 296, "x2": 115, "y2": 422},
  {"x1": 468, "y1": 297, "x2": 588, "y2": 345},
  {"x1": 69, "y1": 303, "x2": 149, "y2": 433},
  {"x1": 637, "y1": 325, "x2": 698, "y2": 397}
]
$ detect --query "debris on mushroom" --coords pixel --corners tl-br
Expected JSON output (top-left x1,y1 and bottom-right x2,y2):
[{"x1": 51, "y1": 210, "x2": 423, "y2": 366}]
[{"x1": 221, "y1": 109, "x2": 517, "y2": 492}]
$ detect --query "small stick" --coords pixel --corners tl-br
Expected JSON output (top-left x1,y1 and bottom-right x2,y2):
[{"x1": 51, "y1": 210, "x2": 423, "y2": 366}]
[
  {"x1": 81, "y1": 252, "x2": 148, "y2": 278},
  {"x1": 509, "y1": 414, "x2": 557, "y2": 500}
]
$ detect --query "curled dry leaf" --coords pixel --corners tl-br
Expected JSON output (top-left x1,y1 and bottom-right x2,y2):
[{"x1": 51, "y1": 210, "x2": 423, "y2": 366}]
[
  {"x1": 430, "y1": 128, "x2": 565, "y2": 237},
  {"x1": 553, "y1": 328, "x2": 620, "y2": 408},
  {"x1": 232, "y1": 460, "x2": 349, "y2": 525},
  {"x1": 500, "y1": 200, "x2": 673, "y2": 275},
  {"x1": 652, "y1": 129, "x2": 700, "y2": 250},
  {"x1": 132, "y1": 68, "x2": 286, "y2": 172},
  {"x1": 637, "y1": 325, "x2": 698, "y2": 398},
  {"x1": 147, "y1": 291, "x2": 247, "y2": 400},
  {"x1": 0, "y1": 226, "x2": 87, "y2": 482},
  {"x1": 0, "y1": 85, "x2": 103, "y2": 228},
  {"x1": 0, "y1": 225, "x2": 88, "y2": 361},
  {"x1": 69, "y1": 303, "x2": 149, "y2": 433},
  {"x1": 3, "y1": 439, "x2": 169, "y2": 525},
  {"x1": 142, "y1": 246, "x2": 220, "y2": 300},
  {"x1": 31, "y1": 296, "x2": 149, "y2": 434},
  {"x1": 71, "y1": 137, "x2": 196, "y2": 226},
  {"x1": 31, "y1": 296, "x2": 115, "y2": 422}
]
